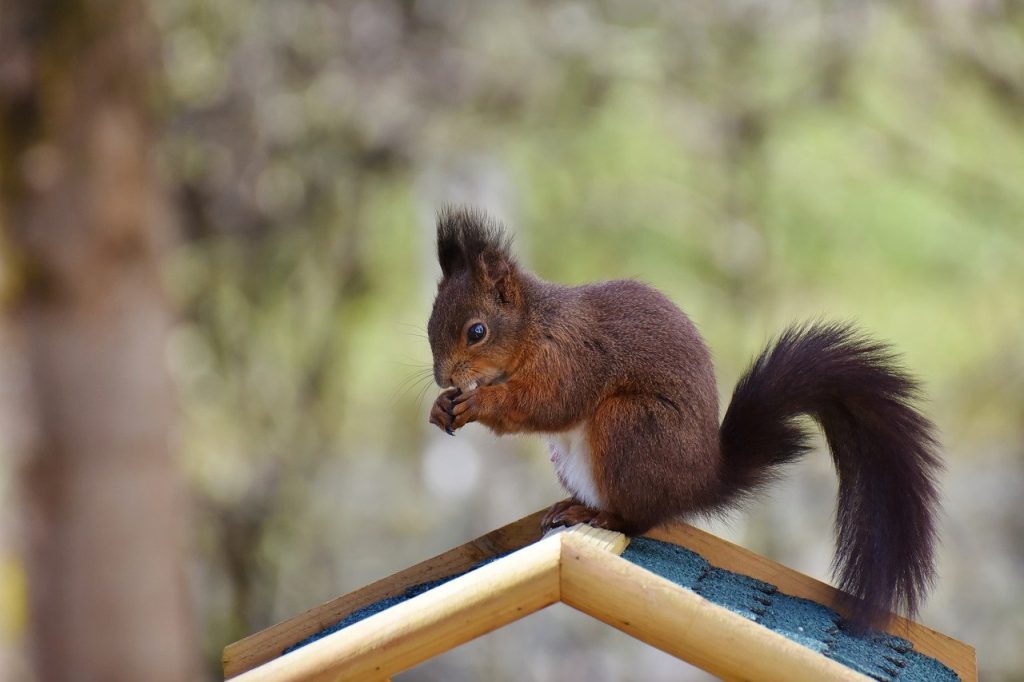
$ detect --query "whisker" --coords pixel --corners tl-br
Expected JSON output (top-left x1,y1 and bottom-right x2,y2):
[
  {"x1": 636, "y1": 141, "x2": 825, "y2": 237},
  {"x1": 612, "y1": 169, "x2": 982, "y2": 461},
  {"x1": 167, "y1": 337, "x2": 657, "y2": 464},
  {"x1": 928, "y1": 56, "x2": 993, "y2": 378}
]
[
  {"x1": 391, "y1": 365, "x2": 433, "y2": 377},
  {"x1": 390, "y1": 369, "x2": 436, "y2": 404},
  {"x1": 396, "y1": 322, "x2": 430, "y2": 341},
  {"x1": 391, "y1": 359, "x2": 433, "y2": 370},
  {"x1": 392, "y1": 367, "x2": 432, "y2": 387},
  {"x1": 413, "y1": 377, "x2": 436, "y2": 408}
]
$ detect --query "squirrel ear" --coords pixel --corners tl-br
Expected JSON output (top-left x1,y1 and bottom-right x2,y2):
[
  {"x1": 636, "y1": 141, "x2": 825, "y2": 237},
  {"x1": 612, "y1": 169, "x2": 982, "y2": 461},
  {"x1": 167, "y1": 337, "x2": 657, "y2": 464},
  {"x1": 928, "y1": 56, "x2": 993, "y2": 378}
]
[
  {"x1": 476, "y1": 250, "x2": 521, "y2": 307},
  {"x1": 438, "y1": 240, "x2": 464, "y2": 279}
]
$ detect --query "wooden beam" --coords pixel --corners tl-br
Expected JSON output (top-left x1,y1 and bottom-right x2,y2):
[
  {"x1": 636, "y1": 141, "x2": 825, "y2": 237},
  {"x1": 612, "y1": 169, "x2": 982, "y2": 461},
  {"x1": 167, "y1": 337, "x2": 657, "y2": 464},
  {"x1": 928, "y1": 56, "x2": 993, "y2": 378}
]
[
  {"x1": 645, "y1": 522, "x2": 977, "y2": 682},
  {"x1": 229, "y1": 532, "x2": 562, "y2": 682},
  {"x1": 223, "y1": 509, "x2": 546, "y2": 678},
  {"x1": 560, "y1": 534, "x2": 871, "y2": 682}
]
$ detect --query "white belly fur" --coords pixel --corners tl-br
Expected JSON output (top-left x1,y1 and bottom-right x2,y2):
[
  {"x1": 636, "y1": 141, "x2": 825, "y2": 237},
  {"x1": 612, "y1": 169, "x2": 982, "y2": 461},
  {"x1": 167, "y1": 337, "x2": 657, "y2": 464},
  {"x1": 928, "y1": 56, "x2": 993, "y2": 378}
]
[{"x1": 546, "y1": 422, "x2": 602, "y2": 508}]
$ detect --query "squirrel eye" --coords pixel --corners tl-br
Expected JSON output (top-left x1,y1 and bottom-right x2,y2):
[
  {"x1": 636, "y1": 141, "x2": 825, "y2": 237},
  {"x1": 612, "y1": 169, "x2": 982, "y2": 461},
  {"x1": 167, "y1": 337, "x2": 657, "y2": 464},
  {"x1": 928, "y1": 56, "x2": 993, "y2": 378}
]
[{"x1": 467, "y1": 322, "x2": 487, "y2": 345}]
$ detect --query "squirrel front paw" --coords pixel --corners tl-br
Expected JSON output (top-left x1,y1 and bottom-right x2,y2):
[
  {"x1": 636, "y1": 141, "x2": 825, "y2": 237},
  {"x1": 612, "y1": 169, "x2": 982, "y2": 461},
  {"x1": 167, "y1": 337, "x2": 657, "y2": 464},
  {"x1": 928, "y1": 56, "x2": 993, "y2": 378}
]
[
  {"x1": 429, "y1": 387, "x2": 483, "y2": 434},
  {"x1": 429, "y1": 387, "x2": 461, "y2": 435}
]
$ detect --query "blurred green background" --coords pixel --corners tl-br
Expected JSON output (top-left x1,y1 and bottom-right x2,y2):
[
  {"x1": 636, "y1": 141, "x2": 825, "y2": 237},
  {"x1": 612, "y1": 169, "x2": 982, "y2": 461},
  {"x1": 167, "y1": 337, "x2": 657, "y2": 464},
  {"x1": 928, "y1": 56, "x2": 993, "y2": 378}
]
[{"x1": 2, "y1": 1, "x2": 1023, "y2": 680}]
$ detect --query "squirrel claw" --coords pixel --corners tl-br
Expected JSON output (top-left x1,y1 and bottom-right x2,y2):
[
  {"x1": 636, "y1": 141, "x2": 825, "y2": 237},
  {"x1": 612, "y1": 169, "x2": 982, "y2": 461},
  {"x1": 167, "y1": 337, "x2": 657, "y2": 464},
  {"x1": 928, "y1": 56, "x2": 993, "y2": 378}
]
[{"x1": 543, "y1": 503, "x2": 632, "y2": 533}]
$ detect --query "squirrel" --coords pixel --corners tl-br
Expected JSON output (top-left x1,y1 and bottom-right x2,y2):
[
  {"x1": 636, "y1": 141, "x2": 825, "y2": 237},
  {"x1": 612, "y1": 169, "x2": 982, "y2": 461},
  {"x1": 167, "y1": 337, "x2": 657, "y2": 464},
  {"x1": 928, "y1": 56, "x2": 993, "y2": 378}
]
[{"x1": 426, "y1": 207, "x2": 941, "y2": 627}]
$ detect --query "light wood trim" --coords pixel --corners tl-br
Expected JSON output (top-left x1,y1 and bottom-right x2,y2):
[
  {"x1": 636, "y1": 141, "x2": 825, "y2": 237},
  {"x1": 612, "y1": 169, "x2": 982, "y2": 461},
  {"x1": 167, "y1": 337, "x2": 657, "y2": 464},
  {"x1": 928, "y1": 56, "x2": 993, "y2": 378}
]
[
  {"x1": 231, "y1": 534, "x2": 562, "y2": 682},
  {"x1": 560, "y1": 535, "x2": 871, "y2": 682},
  {"x1": 223, "y1": 509, "x2": 546, "y2": 678},
  {"x1": 645, "y1": 522, "x2": 977, "y2": 681}
]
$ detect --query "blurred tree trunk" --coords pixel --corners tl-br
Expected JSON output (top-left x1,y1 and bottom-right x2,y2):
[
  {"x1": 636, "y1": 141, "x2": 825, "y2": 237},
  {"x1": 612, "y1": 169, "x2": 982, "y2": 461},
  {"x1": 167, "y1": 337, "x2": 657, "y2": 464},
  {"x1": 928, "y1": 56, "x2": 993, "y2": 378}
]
[{"x1": 0, "y1": 1, "x2": 195, "y2": 680}]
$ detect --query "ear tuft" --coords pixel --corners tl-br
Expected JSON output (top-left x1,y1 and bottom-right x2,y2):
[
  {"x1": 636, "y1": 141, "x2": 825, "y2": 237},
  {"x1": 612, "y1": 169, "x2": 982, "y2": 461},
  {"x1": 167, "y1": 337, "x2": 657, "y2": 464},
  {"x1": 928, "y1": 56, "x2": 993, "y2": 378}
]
[
  {"x1": 436, "y1": 206, "x2": 514, "y2": 274},
  {"x1": 436, "y1": 207, "x2": 468, "y2": 278}
]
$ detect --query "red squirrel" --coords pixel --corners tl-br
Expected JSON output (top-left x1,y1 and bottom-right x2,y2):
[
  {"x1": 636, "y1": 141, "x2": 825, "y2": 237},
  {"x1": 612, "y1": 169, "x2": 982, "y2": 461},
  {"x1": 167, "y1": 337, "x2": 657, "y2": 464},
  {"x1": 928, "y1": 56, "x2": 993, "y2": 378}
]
[{"x1": 426, "y1": 207, "x2": 941, "y2": 626}]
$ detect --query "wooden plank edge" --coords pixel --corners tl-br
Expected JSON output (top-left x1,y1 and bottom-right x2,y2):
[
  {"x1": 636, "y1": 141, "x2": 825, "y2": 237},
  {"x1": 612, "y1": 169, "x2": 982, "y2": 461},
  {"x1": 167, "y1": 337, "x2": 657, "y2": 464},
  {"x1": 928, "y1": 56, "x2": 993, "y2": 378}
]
[
  {"x1": 229, "y1": 533, "x2": 562, "y2": 682},
  {"x1": 645, "y1": 522, "x2": 977, "y2": 681},
  {"x1": 223, "y1": 508, "x2": 547, "y2": 678},
  {"x1": 545, "y1": 523, "x2": 630, "y2": 554},
  {"x1": 560, "y1": 535, "x2": 871, "y2": 682}
]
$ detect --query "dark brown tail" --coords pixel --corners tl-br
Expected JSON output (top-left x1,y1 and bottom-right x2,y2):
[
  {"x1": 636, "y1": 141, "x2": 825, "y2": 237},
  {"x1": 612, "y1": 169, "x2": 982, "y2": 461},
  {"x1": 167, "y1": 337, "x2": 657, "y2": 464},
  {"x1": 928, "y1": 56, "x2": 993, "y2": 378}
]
[{"x1": 718, "y1": 322, "x2": 942, "y2": 626}]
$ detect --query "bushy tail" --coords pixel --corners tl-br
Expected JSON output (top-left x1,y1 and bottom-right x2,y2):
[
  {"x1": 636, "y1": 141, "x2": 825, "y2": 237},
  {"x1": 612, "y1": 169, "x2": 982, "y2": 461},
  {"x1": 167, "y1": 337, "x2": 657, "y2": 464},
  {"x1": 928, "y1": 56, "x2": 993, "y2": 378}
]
[{"x1": 719, "y1": 321, "x2": 942, "y2": 626}]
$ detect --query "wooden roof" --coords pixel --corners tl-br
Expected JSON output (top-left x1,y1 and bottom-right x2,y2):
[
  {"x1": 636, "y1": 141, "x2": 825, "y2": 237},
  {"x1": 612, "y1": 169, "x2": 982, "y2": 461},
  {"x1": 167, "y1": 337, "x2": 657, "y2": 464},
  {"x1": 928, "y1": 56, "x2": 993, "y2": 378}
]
[{"x1": 223, "y1": 507, "x2": 976, "y2": 681}]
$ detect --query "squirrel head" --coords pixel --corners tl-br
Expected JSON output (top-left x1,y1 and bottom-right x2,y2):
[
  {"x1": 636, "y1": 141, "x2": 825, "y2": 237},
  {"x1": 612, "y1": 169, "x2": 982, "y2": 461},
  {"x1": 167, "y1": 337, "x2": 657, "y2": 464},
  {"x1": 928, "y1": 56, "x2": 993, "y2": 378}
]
[{"x1": 427, "y1": 207, "x2": 527, "y2": 391}]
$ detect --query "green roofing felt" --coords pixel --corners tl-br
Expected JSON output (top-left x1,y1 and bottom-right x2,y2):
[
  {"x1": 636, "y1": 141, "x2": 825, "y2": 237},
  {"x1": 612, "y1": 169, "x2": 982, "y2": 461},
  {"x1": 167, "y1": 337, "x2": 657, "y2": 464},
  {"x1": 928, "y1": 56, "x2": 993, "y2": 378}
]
[
  {"x1": 621, "y1": 537, "x2": 958, "y2": 681},
  {"x1": 284, "y1": 536, "x2": 958, "y2": 681}
]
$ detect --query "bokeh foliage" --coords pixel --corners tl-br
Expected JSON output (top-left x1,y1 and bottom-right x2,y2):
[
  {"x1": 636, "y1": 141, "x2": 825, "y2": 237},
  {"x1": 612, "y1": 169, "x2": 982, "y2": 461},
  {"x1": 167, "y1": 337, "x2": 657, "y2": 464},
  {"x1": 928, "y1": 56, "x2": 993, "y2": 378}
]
[{"x1": 152, "y1": 1, "x2": 1022, "y2": 678}]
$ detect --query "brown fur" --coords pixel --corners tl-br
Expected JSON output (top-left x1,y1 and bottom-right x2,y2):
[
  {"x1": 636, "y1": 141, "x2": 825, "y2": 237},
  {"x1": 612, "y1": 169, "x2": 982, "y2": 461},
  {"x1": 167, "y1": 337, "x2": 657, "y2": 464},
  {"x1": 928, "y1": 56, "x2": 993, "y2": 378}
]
[
  {"x1": 428, "y1": 207, "x2": 722, "y2": 525},
  {"x1": 426, "y1": 207, "x2": 941, "y2": 626}
]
